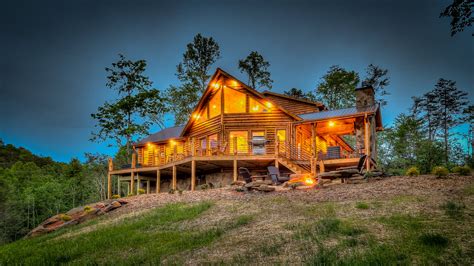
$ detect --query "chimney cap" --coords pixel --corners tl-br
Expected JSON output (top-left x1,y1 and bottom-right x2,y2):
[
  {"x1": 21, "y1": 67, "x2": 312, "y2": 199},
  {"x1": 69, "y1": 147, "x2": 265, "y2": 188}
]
[
  {"x1": 356, "y1": 85, "x2": 374, "y2": 91},
  {"x1": 355, "y1": 85, "x2": 374, "y2": 91}
]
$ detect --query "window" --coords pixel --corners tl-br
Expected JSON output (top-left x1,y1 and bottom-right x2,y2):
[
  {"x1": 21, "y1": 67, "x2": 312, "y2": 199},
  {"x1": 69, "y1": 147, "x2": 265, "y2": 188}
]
[
  {"x1": 249, "y1": 97, "x2": 268, "y2": 113},
  {"x1": 224, "y1": 87, "x2": 246, "y2": 113},
  {"x1": 200, "y1": 137, "x2": 207, "y2": 155},
  {"x1": 229, "y1": 131, "x2": 248, "y2": 154},
  {"x1": 209, "y1": 134, "x2": 218, "y2": 149},
  {"x1": 252, "y1": 131, "x2": 265, "y2": 137},
  {"x1": 276, "y1": 129, "x2": 286, "y2": 142},
  {"x1": 196, "y1": 107, "x2": 208, "y2": 124},
  {"x1": 209, "y1": 89, "x2": 221, "y2": 118}
]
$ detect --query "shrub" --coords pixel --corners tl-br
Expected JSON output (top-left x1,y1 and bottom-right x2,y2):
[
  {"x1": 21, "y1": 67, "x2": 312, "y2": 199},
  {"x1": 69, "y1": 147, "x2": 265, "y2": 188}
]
[
  {"x1": 177, "y1": 189, "x2": 183, "y2": 195},
  {"x1": 432, "y1": 166, "x2": 448, "y2": 178},
  {"x1": 406, "y1": 167, "x2": 420, "y2": 177},
  {"x1": 289, "y1": 183, "x2": 300, "y2": 190},
  {"x1": 419, "y1": 232, "x2": 449, "y2": 248},
  {"x1": 453, "y1": 166, "x2": 471, "y2": 176},
  {"x1": 111, "y1": 194, "x2": 120, "y2": 199},
  {"x1": 138, "y1": 188, "x2": 146, "y2": 195},
  {"x1": 355, "y1": 202, "x2": 369, "y2": 209},
  {"x1": 168, "y1": 189, "x2": 175, "y2": 194},
  {"x1": 199, "y1": 184, "x2": 209, "y2": 190},
  {"x1": 127, "y1": 193, "x2": 134, "y2": 197},
  {"x1": 59, "y1": 214, "x2": 72, "y2": 222},
  {"x1": 364, "y1": 171, "x2": 374, "y2": 178},
  {"x1": 83, "y1": 206, "x2": 92, "y2": 212}
]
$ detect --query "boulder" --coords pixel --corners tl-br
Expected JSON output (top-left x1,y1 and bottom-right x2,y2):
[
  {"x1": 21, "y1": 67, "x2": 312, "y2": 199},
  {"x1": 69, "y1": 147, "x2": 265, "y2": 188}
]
[
  {"x1": 256, "y1": 185, "x2": 276, "y2": 192},
  {"x1": 231, "y1": 180, "x2": 246, "y2": 186},
  {"x1": 103, "y1": 201, "x2": 122, "y2": 213}
]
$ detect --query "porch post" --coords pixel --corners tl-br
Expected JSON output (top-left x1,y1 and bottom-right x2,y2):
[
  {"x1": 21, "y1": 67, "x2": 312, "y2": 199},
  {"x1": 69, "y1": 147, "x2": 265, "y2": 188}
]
[
  {"x1": 107, "y1": 173, "x2": 111, "y2": 199},
  {"x1": 364, "y1": 115, "x2": 371, "y2": 171},
  {"x1": 311, "y1": 123, "x2": 316, "y2": 175},
  {"x1": 137, "y1": 173, "x2": 141, "y2": 194},
  {"x1": 146, "y1": 180, "x2": 150, "y2": 194},
  {"x1": 172, "y1": 165, "x2": 177, "y2": 190},
  {"x1": 191, "y1": 160, "x2": 196, "y2": 191},
  {"x1": 130, "y1": 171, "x2": 134, "y2": 195},
  {"x1": 117, "y1": 178, "x2": 120, "y2": 196},
  {"x1": 156, "y1": 169, "x2": 161, "y2": 193},
  {"x1": 127, "y1": 182, "x2": 130, "y2": 195},
  {"x1": 233, "y1": 159, "x2": 238, "y2": 182}
]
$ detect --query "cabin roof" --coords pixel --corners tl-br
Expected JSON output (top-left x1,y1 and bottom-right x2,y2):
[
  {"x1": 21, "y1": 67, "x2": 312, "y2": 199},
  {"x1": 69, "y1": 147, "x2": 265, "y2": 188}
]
[
  {"x1": 262, "y1": 91, "x2": 325, "y2": 108},
  {"x1": 299, "y1": 105, "x2": 383, "y2": 129},
  {"x1": 134, "y1": 126, "x2": 184, "y2": 146}
]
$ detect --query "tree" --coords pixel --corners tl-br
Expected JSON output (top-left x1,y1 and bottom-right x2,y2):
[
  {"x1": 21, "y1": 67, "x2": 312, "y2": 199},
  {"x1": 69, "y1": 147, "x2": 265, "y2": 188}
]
[
  {"x1": 283, "y1": 88, "x2": 317, "y2": 102},
  {"x1": 315, "y1": 65, "x2": 360, "y2": 110},
  {"x1": 167, "y1": 34, "x2": 221, "y2": 125},
  {"x1": 440, "y1": 0, "x2": 473, "y2": 36},
  {"x1": 238, "y1": 51, "x2": 273, "y2": 90},
  {"x1": 411, "y1": 91, "x2": 440, "y2": 141},
  {"x1": 91, "y1": 54, "x2": 166, "y2": 158},
  {"x1": 431, "y1": 78, "x2": 469, "y2": 165},
  {"x1": 362, "y1": 64, "x2": 390, "y2": 107}
]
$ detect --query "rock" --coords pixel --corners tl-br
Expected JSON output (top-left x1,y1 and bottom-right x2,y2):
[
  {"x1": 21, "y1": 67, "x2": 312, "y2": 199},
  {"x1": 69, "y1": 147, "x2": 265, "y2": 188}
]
[
  {"x1": 348, "y1": 175, "x2": 365, "y2": 180},
  {"x1": 103, "y1": 201, "x2": 122, "y2": 212},
  {"x1": 231, "y1": 181, "x2": 246, "y2": 186},
  {"x1": 256, "y1": 185, "x2": 275, "y2": 192},
  {"x1": 94, "y1": 203, "x2": 106, "y2": 209},
  {"x1": 116, "y1": 199, "x2": 128, "y2": 205},
  {"x1": 252, "y1": 180, "x2": 272, "y2": 186},
  {"x1": 244, "y1": 182, "x2": 257, "y2": 188},
  {"x1": 318, "y1": 172, "x2": 342, "y2": 179}
]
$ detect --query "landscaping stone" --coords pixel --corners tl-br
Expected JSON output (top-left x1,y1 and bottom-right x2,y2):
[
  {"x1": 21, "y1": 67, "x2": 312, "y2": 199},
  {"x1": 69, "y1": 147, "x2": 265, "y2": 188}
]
[{"x1": 256, "y1": 185, "x2": 276, "y2": 192}]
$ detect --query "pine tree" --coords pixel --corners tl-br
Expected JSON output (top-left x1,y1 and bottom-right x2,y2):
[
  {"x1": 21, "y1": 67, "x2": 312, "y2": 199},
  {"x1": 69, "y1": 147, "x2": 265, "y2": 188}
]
[{"x1": 238, "y1": 51, "x2": 273, "y2": 90}]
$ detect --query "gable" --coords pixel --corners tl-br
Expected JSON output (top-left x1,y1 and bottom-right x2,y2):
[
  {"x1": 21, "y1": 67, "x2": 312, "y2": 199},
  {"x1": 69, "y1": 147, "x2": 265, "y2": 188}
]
[
  {"x1": 263, "y1": 91, "x2": 324, "y2": 115},
  {"x1": 180, "y1": 68, "x2": 301, "y2": 136}
]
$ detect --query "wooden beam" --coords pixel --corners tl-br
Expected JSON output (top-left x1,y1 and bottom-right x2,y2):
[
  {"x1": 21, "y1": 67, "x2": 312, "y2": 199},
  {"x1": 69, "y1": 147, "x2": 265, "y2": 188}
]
[
  {"x1": 132, "y1": 153, "x2": 136, "y2": 169},
  {"x1": 137, "y1": 173, "x2": 141, "y2": 194},
  {"x1": 364, "y1": 115, "x2": 370, "y2": 171},
  {"x1": 319, "y1": 160, "x2": 325, "y2": 173},
  {"x1": 107, "y1": 173, "x2": 112, "y2": 199},
  {"x1": 172, "y1": 165, "x2": 177, "y2": 190},
  {"x1": 275, "y1": 159, "x2": 279, "y2": 168},
  {"x1": 117, "y1": 178, "x2": 120, "y2": 197},
  {"x1": 156, "y1": 169, "x2": 161, "y2": 193},
  {"x1": 191, "y1": 160, "x2": 196, "y2": 191},
  {"x1": 233, "y1": 159, "x2": 238, "y2": 182},
  {"x1": 146, "y1": 180, "x2": 150, "y2": 194},
  {"x1": 130, "y1": 172, "x2": 134, "y2": 195}
]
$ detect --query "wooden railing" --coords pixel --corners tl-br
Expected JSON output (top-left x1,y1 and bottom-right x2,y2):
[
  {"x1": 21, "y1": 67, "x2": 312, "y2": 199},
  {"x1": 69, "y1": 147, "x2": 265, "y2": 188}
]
[{"x1": 275, "y1": 141, "x2": 313, "y2": 173}]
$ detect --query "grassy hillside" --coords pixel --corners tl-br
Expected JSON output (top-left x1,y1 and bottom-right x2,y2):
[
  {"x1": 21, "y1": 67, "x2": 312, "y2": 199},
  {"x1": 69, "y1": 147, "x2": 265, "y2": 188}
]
[{"x1": 0, "y1": 175, "x2": 473, "y2": 264}]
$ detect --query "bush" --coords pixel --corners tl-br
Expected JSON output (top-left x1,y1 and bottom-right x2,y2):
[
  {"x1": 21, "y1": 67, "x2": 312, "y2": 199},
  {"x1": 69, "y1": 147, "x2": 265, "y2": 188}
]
[
  {"x1": 406, "y1": 167, "x2": 420, "y2": 177},
  {"x1": 168, "y1": 189, "x2": 175, "y2": 194},
  {"x1": 199, "y1": 184, "x2": 209, "y2": 190},
  {"x1": 59, "y1": 214, "x2": 72, "y2": 222},
  {"x1": 127, "y1": 193, "x2": 134, "y2": 197},
  {"x1": 355, "y1": 202, "x2": 369, "y2": 209},
  {"x1": 83, "y1": 206, "x2": 92, "y2": 212},
  {"x1": 138, "y1": 188, "x2": 146, "y2": 195},
  {"x1": 441, "y1": 201, "x2": 465, "y2": 218},
  {"x1": 177, "y1": 189, "x2": 183, "y2": 195},
  {"x1": 453, "y1": 166, "x2": 471, "y2": 176},
  {"x1": 364, "y1": 171, "x2": 374, "y2": 178},
  {"x1": 432, "y1": 166, "x2": 448, "y2": 178},
  {"x1": 111, "y1": 194, "x2": 120, "y2": 199}
]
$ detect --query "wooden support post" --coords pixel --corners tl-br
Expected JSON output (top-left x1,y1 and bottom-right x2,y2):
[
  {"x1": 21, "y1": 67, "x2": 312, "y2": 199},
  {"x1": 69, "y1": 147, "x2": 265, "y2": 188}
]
[
  {"x1": 275, "y1": 159, "x2": 279, "y2": 168},
  {"x1": 137, "y1": 173, "x2": 141, "y2": 194},
  {"x1": 191, "y1": 138, "x2": 195, "y2": 156},
  {"x1": 233, "y1": 159, "x2": 238, "y2": 182},
  {"x1": 173, "y1": 145, "x2": 177, "y2": 162},
  {"x1": 131, "y1": 153, "x2": 136, "y2": 169},
  {"x1": 233, "y1": 137, "x2": 237, "y2": 155},
  {"x1": 191, "y1": 160, "x2": 196, "y2": 191},
  {"x1": 146, "y1": 180, "x2": 150, "y2": 194},
  {"x1": 117, "y1": 178, "x2": 120, "y2": 197},
  {"x1": 156, "y1": 169, "x2": 161, "y2": 193},
  {"x1": 364, "y1": 115, "x2": 371, "y2": 171},
  {"x1": 319, "y1": 160, "x2": 325, "y2": 173},
  {"x1": 172, "y1": 165, "x2": 177, "y2": 190},
  {"x1": 130, "y1": 172, "x2": 134, "y2": 195},
  {"x1": 107, "y1": 173, "x2": 112, "y2": 199},
  {"x1": 127, "y1": 182, "x2": 130, "y2": 195}
]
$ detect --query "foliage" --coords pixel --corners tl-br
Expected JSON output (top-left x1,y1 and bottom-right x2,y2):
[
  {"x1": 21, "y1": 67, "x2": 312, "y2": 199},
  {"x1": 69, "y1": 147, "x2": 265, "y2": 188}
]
[
  {"x1": 283, "y1": 88, "x2": 317, "y2": 102},
  {"x1": 315, "y1": 65, "x2": 360, "y2": 109},
  {"x1": 361, "y1": 64, "x2": 390, "y2": 107},
  {"x1": 452, "y1": 165, "x2": 471, "y2": 175},
  {"x1": 432, "y1": 166, "x2": 449, "y2": 177},
  {"x1": 138, "y1": 188, "x2": 146, "y2": 195},
  {"x1": 440, "y1": 0, "x2": 473, "y2": 36},
  {"x1": 168, "y1": 188, "x2": 176, "y2": 194},
  {"x1": 199, "y1": 184, "x2": 209, "y2": 190},
  {"x1": 355, "y1": 202, "x2": 369, "y2": 209},
  {"x1": 111, "y1": 194, "x2": 120, "y2": 199},
  {"x1": 83, "y1": 206, "x2": 92, "y2": 212},
  {"x1": 441, "y1": 201, "x2": 465, "y2": 218},
  {"x1": 167, "y1": 33, "x2": 221, "y2": 125},
  {"x1": 406, "y1": 167, "x2": 420, "y2": 177},
  {"x1": 0, "y1": 140, "x2": 55, "y2": 169},
  {"x1": 238, "y1": 51, "x2": 273, "y2": 90},
  {"x1": 90, "y1": 54, "x2": 167, "y2": 156}
]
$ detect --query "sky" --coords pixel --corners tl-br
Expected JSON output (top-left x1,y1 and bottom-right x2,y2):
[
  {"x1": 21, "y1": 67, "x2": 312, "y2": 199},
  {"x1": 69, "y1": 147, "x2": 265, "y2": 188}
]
[{"x1": 0, "y1": 0, "x2": 472, "y2": 162}]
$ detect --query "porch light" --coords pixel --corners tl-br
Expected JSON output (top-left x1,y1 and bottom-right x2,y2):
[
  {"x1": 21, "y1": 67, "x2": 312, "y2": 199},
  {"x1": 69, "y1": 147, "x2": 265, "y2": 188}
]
[
  {"x1": 212, "y1": 83, "x2": 220, "y2": 89},
  {"x1": 193, "y1": 114, "x2": 200, "y2": 119},
  {"x1": 212, "y1": 104, "x2": 217, "y2": 109},
  {"x1": 230, "y1": 80, "x2": 238, "y2": 87},
  {"x1": 265, "y1": 101, "x2": 273, "y2": 108},
  {"x1": 170, "y1": 140, "x2": 176, "y2": 146},
  {"x1": 328, "y1": 121, "x2": 335, "y2": 127}
]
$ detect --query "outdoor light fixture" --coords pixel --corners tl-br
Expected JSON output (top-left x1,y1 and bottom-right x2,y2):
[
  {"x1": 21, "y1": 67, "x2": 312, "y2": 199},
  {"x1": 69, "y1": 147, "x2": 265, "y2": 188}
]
[
  {"x1": 212, "y1": 83, "x2": 220, "y2": 89},
  {"x1": 328, "y1": 121, "x2": 335, "y2": 127},
  {"x1": 265, "y1": 101, "x2": 273, "y2": 108},
  {"x1": 170, "y1": 140, "x2": 176, "y2": 146}
]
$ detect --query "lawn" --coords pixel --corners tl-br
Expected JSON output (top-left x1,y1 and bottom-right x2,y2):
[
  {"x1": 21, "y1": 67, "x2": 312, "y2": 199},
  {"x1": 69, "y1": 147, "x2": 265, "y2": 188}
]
[{"x1": 0, "y1": 176, "x2": 473, "y2": 265}]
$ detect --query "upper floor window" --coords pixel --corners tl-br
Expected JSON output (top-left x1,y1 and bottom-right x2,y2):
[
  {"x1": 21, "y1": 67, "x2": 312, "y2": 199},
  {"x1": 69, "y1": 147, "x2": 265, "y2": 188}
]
[
  {"x1": 249, "y1": 97, "x2": 268, "y2": 113},
  {"x1": 209, "y1": 89, "x2": 221, "y2": 118},
  {"x1": 224, "y1": 87, "x2": 246, "y2": 113}
]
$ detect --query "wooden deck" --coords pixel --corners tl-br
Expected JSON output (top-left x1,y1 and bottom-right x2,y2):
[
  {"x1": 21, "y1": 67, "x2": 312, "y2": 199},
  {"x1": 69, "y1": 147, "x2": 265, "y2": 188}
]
[{"x1": 318, "y1": 157, "x2": 360, "y2": 173}]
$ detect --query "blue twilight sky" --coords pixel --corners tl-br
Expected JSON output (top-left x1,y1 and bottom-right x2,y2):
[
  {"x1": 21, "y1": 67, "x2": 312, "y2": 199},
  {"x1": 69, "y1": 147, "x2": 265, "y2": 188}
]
[{"x1": 0, "y1": 0, "x2": 472, "y2": 162}]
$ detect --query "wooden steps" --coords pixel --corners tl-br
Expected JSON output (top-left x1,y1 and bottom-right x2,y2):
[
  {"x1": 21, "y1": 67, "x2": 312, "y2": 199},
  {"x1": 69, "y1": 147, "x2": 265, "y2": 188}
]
[{"x1": 277, "y1": 157, "x2": 310, "y2": 175}]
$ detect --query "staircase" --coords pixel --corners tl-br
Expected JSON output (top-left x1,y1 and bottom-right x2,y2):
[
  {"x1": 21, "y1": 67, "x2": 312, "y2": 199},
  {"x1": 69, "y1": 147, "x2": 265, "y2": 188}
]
[
  {"x1": 276, "y1": 141, "x2": 313, "y2": 175},
  {"x1": 277, "y1": 157, "x2": 310, "y2": 175}
]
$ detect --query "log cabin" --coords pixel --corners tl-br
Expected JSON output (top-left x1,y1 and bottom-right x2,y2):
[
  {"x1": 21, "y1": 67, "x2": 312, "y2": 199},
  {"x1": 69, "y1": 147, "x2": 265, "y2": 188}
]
[{"x1": 107, "y1": 68, "x2": 382, "y2": 197}]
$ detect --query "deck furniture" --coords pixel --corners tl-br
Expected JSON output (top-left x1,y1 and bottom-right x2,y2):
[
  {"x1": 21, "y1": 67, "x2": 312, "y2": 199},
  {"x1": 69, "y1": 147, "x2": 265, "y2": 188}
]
[
  {"x1": 267, "y1": 166, "x2": 290, "y2": 184},
  {"x1": 238, "y1": 167, "x2": 267, "y2": 183}
]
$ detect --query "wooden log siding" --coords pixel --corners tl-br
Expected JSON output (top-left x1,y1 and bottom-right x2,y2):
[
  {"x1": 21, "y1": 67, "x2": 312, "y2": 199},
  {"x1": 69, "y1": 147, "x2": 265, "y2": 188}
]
[{"x1": 264, "y1": 94, "x2": 321, "y2": 115}]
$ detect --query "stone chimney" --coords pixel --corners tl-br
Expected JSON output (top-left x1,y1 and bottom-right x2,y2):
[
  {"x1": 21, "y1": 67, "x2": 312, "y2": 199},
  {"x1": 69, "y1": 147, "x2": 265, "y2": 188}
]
[{"x1": 355, "y1": 86, "x2": 375, "y2": 108}]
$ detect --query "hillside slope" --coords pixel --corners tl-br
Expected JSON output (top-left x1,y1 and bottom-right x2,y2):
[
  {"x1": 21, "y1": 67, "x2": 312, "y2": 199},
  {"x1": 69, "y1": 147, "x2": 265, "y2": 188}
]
[{"x1": 0, "y1": 175, "x2": 473, "y2": 264}]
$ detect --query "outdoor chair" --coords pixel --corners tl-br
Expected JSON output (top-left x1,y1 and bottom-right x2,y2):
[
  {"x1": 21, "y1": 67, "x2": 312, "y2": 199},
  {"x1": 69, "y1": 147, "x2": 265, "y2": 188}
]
[
  {"x1": 267, "y1": 166, "x2": 291, "y2": 184},
  {"x1": 238, "y1": 167, "x2": 267, "y2": 183},
  {"x1": 336, "y1": 154, "x2": 367, "y2": 173}
]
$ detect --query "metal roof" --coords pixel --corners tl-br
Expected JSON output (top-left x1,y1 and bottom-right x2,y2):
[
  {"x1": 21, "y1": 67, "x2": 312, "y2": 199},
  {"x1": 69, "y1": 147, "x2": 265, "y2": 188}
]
[
  {"x1": 134, "y1": 126, "x2": 184, "y2": 146},
  {"x1": 299, "y1": 105, "x2": 378, "y2": 121}
]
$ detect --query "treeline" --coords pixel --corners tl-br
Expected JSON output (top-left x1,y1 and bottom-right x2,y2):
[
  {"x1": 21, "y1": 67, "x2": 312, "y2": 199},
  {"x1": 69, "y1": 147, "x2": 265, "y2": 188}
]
[{"x1": 0, "y1": 141, "x2": 108, "y2": 244}]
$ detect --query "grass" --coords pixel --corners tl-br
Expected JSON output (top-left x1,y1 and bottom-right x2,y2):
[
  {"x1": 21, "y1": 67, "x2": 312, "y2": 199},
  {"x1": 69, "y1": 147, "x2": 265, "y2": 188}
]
[
  {"x1": 441, "y1": 200, "x2": 465, "y2": 218},
  {"x1": 355, "y1": 201, "x2": 370, "y2": 209},
  {"x1": 0, "y1": 202, "x2": 235, "y2": 264}
]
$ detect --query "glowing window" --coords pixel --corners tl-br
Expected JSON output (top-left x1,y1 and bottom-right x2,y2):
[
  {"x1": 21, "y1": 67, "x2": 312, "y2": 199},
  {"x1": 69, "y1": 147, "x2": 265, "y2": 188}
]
[
  {"x1": 229, "y1": 131, "x2": 248, "y2": 154},
  {"x1": 196, "y1": 107, "x2": 208, "y2": 124},
  {"x1": 276, "y1": 129, "x2": 286, "y2": 142},
  {"x1": 209, "y1": 134, "x2": 218, "y2": 149},
  {"x1": 209, "y1": 89, "x2": 221, "y2": 118},
  {"x1": 249, "y1": 98, "x2": 268, "y2": 113},
  {"x1": 224, "y1": 87, "x2": 246, "y2": 113}
]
